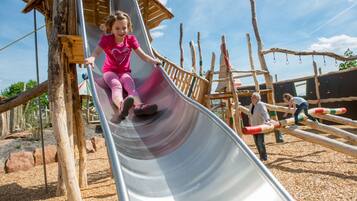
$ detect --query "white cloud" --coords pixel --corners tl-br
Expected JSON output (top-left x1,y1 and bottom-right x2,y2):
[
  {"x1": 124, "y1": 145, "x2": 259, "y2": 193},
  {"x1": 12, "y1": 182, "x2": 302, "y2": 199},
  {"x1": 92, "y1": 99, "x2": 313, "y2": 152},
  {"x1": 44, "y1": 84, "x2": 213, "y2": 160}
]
[
  {"x1": 308, "y1": 34, "x2": 357, "y2": 52},
  {"x1": 150, "y1": 25, "x2": 166, "y2": 39},
  {"x1": 159, "y1": 0, "x2": 167, "y2": 5},
  {"x1": 151, "y1": 31, "x2": 164, "y2": 39},
  {"x1": 151, "y1": 25, "x2": 166, "y2": 31}
]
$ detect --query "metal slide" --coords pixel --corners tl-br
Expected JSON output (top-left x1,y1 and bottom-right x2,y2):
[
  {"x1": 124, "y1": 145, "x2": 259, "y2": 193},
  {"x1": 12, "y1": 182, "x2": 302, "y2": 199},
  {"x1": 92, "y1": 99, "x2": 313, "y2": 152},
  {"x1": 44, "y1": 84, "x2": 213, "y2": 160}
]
[{"x1": 77, "y1": 0, "x2": 293, "y2": 200}]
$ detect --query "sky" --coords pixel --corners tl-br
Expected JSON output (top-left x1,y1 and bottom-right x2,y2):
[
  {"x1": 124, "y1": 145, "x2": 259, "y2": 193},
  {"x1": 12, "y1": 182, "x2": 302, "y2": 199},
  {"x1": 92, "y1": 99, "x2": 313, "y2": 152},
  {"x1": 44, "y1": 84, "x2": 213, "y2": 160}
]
[{"x1": 1, "y1": 0, "x2": 357, "y2": 92}]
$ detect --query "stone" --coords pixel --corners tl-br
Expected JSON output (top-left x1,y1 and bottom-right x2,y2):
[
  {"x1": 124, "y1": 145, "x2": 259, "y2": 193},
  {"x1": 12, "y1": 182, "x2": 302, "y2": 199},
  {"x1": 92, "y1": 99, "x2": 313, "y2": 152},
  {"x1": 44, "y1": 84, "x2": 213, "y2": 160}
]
[
  {"x1": 5, "y1": 151, "x2": 34, "y2": 173},
  {"x1": 4, "y1": 131, "x2": 32, "y2": 139},
  {"x1": 91, "y1": 136, "x2": 105, "y2": 151},
  {"x1": 86, "y1": 140, "x2": 95, "y2": 153},
  {"x1": 33, "y1": 145, "x2": 57, "y2": 166}
]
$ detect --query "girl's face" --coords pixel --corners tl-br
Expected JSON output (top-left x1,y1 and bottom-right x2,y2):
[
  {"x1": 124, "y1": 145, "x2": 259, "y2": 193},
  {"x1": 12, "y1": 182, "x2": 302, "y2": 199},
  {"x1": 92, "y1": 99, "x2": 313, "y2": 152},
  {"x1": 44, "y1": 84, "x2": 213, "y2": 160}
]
[{"x1": 111, "y1": 19, "x2": 128, "y2": 38}]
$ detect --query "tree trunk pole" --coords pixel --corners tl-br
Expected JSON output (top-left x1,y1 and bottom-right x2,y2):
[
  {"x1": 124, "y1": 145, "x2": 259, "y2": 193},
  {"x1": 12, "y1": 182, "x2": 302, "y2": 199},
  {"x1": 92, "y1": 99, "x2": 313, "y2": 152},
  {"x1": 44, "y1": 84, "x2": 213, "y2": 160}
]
[
  {"x1": 189, "y1": 40, "x2": 197, "y2": 74},
  {"x1": 49, "y1": 0, "x2": 82, "y2": 200},
  {"x1": 68, "y1": 0, "x2": 87, "y2": 188},
  {"x1": 246, "y1": 33, "x2": 260, "y2": 92},
  {"x1": 179, "y1": 23, "x2": 184, "y2": 67},
  {"x1": 249, "y1": 0, "x2": 283, "y2": 140},
  {"x1": 71, "y1": 65, "x2": 88, "y2": 188},
  {"x1": 249, "y1": 0, "x2": 274, "y2": 101},
  {"x1": 197, "y1": 32, "x2": 203, "y2": 76},
  {"x1": 313, "y1": 61, "x2": 322, "y2": 108}
]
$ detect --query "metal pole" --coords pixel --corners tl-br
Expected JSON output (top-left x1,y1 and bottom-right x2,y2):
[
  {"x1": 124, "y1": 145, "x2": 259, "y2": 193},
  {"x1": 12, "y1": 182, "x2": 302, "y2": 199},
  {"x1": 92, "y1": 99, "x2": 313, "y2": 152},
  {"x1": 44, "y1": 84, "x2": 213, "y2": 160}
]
[{"x1": 34, "y1": 10, "x2": 48, "y2": 192}]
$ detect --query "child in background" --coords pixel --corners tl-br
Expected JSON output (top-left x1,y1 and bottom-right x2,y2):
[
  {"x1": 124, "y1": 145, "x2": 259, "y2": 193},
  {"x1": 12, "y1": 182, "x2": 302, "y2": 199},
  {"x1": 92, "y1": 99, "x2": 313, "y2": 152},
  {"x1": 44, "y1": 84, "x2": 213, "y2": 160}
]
[
  {"x1": 85, "y1": 10, "x2": 161, "y2": 122},
  {"x1": 283, "y1": 93, "x2": 317, "y2": 125}
]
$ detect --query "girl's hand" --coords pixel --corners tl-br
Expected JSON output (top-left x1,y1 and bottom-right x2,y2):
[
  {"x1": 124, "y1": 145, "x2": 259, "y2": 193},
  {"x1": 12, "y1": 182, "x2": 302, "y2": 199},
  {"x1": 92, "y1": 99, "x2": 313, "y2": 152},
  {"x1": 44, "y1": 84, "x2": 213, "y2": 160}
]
[
  {"x1": 151, "y1": 58, "x2": 162, "y2": 65},
  {"x1": 85, "y1": 56, "x2": 95, "y2": 69}
]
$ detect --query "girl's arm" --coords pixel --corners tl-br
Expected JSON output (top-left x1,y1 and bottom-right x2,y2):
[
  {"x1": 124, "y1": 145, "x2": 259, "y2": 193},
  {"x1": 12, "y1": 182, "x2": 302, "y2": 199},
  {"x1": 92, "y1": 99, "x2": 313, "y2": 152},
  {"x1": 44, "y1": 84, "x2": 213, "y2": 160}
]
[
  {"x1": 283, "y1": 100, "x2": 293, "y2": 118},
  {"x1": 85, "y1": 46, "x2": 103, "y2": 67},
  {"x1": 134, "y1": 47, "x2": 161, "y2": 65}
]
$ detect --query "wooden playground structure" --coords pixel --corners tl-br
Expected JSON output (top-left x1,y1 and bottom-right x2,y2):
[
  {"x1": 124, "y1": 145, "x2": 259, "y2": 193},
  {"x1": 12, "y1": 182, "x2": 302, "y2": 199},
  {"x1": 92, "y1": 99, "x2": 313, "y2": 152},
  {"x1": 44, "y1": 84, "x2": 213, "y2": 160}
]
[{"x1": 0, "y1": 0, "x2": 356, "y2": 200}]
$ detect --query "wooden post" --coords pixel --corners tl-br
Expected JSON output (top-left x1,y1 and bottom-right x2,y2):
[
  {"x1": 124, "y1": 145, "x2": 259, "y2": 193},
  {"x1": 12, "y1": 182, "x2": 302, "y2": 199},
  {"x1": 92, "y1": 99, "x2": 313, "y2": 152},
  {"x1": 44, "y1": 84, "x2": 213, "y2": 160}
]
[
  {"x1": 197, "y1": 32, "x2": 203, "y2": 76},
  {"x1": 48, "y1": 0, "x2": 82, "y2": 200},
  {"x1": 71, "y1": 65, "x2": 88, "y2": 188},
  {"x1": 313, "y1": 61, "x2": 322, "y2": 108},
  {"x1": 221, "y1": 35, "x2": 241, "y2": 136},
  {"x1": 205, "y1": 52, "x2": 216, "y2": 109},
  {"x1": 189, "y1": 40, "x2": 197, "y2": 74},
  {"x1": 246, "y1": 33, "x2": 260, "y2": 92},
  {"x1": 249, "y1": 0, "x2": 283, "y2": 140},
  {"x1": 179, "y1": 23, "x2": 184, "y2": 67},
  {"x1": 249, "y1": 0, "x2": 275, "y2": 103},
  {"x1": 68, "y1": 0, "x2": 87, "y2": 188},
  {"x1": 63, "y1": 56, "x2": 74, "y2": 151}
]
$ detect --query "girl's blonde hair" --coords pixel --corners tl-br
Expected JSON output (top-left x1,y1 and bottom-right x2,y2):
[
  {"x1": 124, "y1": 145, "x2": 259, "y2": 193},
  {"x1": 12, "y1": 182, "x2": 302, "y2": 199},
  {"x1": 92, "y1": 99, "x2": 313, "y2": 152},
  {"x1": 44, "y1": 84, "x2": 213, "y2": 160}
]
[
  {"x1": 101, "y1": 10, "x2": 133, "y2": 34},
  {"x1": 283, "y1": 93, "x2": 293, "y2": 101}
]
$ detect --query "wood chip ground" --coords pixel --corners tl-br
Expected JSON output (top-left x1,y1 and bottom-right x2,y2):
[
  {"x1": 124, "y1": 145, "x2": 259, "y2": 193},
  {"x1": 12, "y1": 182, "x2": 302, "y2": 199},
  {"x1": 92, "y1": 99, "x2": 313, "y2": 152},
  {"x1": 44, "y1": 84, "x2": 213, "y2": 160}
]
[{"x1": 0, "y1": 129, "x2": 356, "y2": 201}]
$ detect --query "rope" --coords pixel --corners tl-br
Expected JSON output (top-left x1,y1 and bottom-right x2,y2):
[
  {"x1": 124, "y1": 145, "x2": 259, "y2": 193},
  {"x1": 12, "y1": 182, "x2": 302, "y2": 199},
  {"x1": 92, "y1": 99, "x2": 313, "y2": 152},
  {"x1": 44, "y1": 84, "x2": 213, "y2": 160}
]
[{"x1": 0, "y1": 25, "x2": 45, "y2": 52}]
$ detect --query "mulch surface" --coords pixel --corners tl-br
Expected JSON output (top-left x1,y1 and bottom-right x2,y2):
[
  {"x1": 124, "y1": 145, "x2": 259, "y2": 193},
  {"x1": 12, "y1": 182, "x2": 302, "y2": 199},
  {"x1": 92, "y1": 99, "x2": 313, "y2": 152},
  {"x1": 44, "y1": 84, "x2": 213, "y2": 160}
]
[{"x1": 0, "y1": 129, "x2": 356, "y2": 201}]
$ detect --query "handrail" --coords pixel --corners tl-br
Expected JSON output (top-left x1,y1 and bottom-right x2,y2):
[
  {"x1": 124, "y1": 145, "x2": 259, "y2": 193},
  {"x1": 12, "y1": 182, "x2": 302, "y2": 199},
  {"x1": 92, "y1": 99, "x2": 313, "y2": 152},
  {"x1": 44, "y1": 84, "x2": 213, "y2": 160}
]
[
  {"x1": 153, "y1": 49, "x2": 209, "y2": 104},
  {"x1": 76, "y1": 0, "x2": 130, "y2": 200}
]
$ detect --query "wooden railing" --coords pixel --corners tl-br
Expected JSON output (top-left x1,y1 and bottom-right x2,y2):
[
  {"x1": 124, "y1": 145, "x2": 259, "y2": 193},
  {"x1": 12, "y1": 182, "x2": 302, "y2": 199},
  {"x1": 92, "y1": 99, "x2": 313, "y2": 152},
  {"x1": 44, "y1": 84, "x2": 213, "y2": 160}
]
[{"x1": 154, "y1": 50, "x2": 209, "y2": 104}]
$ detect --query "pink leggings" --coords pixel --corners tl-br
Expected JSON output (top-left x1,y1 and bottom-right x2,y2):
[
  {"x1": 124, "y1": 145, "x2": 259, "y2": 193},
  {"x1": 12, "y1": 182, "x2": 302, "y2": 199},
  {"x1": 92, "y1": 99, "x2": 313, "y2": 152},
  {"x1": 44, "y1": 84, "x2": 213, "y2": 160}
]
[{"x1": 103, "y1": 72, "x2": 138, "y2": 107}]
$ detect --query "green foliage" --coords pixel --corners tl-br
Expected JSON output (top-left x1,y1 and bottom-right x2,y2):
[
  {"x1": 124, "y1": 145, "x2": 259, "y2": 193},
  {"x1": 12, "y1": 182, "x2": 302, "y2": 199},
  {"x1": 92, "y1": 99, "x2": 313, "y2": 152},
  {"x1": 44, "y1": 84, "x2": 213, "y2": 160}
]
[{"x1": 339, "y1": 49, "x2": 357, "y2": 71}]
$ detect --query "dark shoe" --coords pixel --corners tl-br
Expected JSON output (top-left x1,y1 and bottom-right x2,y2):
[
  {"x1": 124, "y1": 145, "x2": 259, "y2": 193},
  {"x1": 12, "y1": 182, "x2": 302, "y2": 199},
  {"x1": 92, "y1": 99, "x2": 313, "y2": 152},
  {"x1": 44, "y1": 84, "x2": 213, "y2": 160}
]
[
  {"x1": 134, "y1": 104, "x2": 158, "y2": 116},
  {"x1": 260, "y1": 155, "x2": 268, "y2": 161},
  {"x1": 295, "y1": 121, "x2": 303, "y2": 126},
  {"x1": 111, "y1": 96, "x2": 134, "y2": 123},
  {"x1": 276, "y1": 139, "x2": 284, "y2": 143},
  {"x1": 119, "y1": 96, "x2": 134, "y2": 118}
]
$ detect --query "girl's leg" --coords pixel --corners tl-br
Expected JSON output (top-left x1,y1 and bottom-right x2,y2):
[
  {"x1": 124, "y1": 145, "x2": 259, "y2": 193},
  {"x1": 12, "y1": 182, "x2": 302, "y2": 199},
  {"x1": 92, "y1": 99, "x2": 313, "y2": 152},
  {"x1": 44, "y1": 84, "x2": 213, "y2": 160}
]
[
  {"x1": 119, "y1": 73, "x2": 142, "y2": 105},
  {"x1": 119, "y1": 73, "x2": 158, "y2": 116},
  {"x1": 302, "y1": 103, "x2": 316, "y2": 121},
  {"x1": 294, "y1": 105, "x2": 303, "y2": 124},
  {"x1": 103, "y1": 72, "x2": 123, "y2": 109}
]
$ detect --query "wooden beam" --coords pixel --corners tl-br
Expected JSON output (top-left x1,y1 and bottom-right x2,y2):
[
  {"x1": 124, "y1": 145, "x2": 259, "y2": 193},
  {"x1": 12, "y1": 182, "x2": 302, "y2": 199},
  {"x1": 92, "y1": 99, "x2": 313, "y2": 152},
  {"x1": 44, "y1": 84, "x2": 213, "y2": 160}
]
[
  {"x1": 22, "y1": 0, "x2": 45, "y2": 14},
  {"x1": 0, "y1": 81, "x2": 48, "y2": 114},
  {"x1": 280, "y1": 127, "x2": 357, "y2": 157},
  {"x1": 313, "y1": 114, "x2": 357, "y2": 128},
  {"x1": 262, "y1": 47, "x2": 357, "y2": 61},
  {"x1": 302, "y1": 120, "x2": 357, "y2": 144}
]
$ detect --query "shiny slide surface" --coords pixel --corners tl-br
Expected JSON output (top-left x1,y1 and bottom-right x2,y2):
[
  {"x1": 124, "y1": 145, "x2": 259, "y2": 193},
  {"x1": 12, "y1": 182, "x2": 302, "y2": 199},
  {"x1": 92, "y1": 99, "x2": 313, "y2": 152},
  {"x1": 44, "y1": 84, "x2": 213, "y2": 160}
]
[{"x1": 77, "y1": 0, "x2": 293, "y2": 200}]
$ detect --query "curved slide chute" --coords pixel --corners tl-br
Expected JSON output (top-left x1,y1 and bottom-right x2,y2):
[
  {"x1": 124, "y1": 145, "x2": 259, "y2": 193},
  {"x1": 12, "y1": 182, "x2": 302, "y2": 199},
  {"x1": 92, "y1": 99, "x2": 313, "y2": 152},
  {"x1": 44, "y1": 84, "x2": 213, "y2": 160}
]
[{"x1": 77, "y1": 0, "x2": 293, "y2": 200}]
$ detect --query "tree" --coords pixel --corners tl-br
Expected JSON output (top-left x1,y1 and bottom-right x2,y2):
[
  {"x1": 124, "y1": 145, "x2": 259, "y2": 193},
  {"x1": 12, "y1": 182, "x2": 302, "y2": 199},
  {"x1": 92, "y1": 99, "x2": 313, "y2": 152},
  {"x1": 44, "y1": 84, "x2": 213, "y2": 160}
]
[{"x1": 339, "y1": 49, "x2": 357, "y2": 71}]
